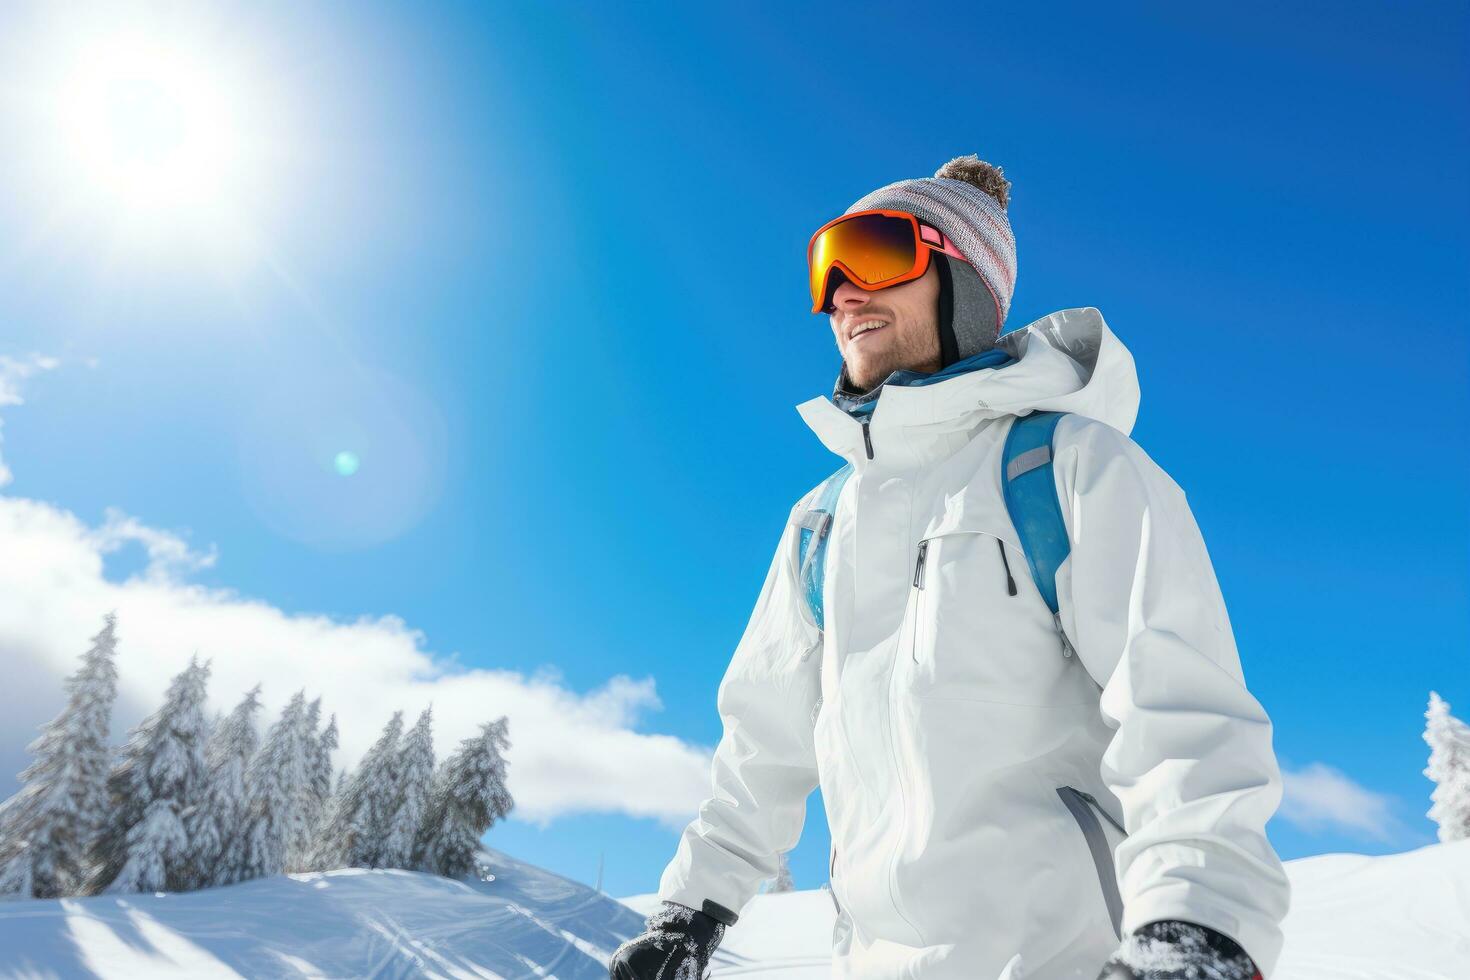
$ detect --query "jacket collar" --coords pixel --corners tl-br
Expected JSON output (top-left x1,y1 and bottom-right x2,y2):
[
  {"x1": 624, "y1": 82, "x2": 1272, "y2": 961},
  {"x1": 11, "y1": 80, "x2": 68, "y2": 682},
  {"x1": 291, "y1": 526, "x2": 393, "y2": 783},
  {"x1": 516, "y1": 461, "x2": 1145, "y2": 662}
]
[
  {"x1": 796, "y1": 307, "x2": 1141, "y2": 472},
  {"x1": 831, "y1": 347, "x2": 1017, "y2": 418}
]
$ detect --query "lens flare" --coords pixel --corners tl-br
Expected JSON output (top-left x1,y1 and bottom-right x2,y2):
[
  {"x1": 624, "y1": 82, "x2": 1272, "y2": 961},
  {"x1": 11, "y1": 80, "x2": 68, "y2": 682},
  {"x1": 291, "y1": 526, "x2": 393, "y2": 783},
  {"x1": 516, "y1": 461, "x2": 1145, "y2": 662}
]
[{"x1": 236, "y1": 366, "x2": 447, "y2": 552}]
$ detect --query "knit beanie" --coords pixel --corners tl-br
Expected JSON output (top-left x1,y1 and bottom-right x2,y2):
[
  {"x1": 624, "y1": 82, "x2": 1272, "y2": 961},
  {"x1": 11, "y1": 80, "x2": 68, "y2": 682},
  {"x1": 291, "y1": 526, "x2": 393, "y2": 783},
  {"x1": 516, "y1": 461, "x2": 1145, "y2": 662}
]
[{"x1": 841, "y1": 155, "x2": 1016, "y2": 368}]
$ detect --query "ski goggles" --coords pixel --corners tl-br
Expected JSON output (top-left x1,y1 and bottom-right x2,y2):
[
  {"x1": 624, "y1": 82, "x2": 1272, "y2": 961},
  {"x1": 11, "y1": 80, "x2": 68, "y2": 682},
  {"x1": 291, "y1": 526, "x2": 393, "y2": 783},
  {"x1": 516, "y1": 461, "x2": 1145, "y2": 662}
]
[{"x1": 808, "y1": 208, "x2": 969, "y2": 314}]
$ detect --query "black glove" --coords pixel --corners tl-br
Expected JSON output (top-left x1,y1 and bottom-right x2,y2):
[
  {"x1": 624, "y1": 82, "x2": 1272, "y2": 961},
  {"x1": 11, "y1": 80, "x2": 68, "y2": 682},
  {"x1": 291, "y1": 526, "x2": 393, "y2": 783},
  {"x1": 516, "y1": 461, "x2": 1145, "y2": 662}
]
[
  {"x1": 1096, "y1": 919, "x2": 1263, "y2": 980},
  {"x1": 609, "y1": 900, "x2": 727, "y2": 980}
]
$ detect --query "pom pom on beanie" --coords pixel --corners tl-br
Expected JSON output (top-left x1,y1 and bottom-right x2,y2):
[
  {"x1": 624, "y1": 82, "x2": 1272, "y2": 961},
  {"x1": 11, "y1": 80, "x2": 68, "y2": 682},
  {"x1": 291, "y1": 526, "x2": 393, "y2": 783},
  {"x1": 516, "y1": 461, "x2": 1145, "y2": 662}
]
[{"x1": 934, "y1": 154, "x2": 1011, "y2": 210}]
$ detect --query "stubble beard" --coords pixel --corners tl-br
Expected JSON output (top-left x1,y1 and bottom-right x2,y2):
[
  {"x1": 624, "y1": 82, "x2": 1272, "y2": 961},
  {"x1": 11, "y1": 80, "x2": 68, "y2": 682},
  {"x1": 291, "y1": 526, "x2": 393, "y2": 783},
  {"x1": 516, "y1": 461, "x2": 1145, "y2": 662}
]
[{"x1": 844, "y1": 328, "x2": 941, "y2": 394}]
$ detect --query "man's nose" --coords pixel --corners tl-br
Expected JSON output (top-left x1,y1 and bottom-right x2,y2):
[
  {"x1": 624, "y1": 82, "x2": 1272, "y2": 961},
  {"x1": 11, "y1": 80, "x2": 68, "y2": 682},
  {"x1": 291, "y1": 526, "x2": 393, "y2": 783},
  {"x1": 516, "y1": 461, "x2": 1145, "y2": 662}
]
[{"x1": 833, "y1": 277, "x2": 873, "y2": 308}]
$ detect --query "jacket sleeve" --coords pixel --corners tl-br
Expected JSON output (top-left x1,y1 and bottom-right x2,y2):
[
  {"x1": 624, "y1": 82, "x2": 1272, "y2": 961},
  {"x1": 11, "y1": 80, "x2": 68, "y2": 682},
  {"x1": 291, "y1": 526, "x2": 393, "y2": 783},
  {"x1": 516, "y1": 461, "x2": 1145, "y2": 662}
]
[
  {"x1": 655, "y1": 500, "x2": 824, "y2": 926},
  {"x1": 1050, "y1": 415, "x2": 1292, "y2": 978}
]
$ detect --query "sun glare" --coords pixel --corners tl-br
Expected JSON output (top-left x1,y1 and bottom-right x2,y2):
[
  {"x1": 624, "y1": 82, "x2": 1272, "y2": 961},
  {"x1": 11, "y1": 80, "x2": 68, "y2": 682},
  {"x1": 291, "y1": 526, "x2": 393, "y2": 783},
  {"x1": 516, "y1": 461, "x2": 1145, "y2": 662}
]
[
  {"x1": 58, "y1": 37, "x2": 244, "y2": 215},
  {"x1": 10, "y1": 10, "x2": 289, "y2": 264}
]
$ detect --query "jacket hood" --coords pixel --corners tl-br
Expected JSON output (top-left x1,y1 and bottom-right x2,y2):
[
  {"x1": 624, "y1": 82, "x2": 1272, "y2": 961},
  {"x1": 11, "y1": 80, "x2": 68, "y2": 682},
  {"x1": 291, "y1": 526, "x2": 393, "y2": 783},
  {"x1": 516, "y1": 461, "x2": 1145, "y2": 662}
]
[
  {"x1": 987, "y1": 306, "x2": 1140, "y2": 435},
  {"x1": 796, "y1": 307, "x2": 1139, "y2": 467}
]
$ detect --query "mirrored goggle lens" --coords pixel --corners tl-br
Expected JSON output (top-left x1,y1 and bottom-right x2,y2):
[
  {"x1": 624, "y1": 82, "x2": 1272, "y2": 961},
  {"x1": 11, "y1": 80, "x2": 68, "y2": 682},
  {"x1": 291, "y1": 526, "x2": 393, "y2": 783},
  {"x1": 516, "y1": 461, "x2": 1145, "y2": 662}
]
[{"x1": 809, "y1": 212, "x2": 919, "y2": 310}]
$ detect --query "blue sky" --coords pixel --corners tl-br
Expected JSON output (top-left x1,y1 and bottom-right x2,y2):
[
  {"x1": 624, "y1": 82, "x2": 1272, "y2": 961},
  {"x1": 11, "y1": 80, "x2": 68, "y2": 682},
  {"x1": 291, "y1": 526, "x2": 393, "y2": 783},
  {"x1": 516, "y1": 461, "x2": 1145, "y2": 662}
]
[{"x1": 0, "y1": 0, "x2": 1466, "y2": 900}]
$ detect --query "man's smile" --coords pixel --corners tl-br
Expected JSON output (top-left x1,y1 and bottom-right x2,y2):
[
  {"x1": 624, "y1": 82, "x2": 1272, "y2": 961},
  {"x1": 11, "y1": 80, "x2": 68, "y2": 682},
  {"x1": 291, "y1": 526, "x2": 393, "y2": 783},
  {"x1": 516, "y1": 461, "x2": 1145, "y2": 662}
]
[{"x1": 847, "y1": 318, "x2": 890, "y2": 342}]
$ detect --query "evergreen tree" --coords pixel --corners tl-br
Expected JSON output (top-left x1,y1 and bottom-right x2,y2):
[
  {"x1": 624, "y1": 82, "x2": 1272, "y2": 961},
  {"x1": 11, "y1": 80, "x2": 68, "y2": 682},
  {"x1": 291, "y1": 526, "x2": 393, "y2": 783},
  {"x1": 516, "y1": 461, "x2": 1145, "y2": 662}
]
[
  {"x1": 301, "y1": 712, "x2": 338, "y2": 853},
  {"x1": 311, "y1": 712, "x2": 404, "y2": 870},
  {"x1": 89, "y1": 657, "x2": 212, "y2": 894},
  {"x1": 412, "y1": 717, "x2": 513, "y2": 879},
  {"x1": 237, "y1": 692, "x2": 313, "y2": 881},
  {"x1": 1424, "y1": 691, "x2": 1470, "y2": 842},
  {"x1": 285, "y1": 699, "x2": 326, "y2": 872},
  {"x1": 0, "y1": 613, "x2": 119, "y2": 898},
  {"x1": 187, "y1": 686, "x2": 261, "y2": 888},
  {"x1": 381, "y1": 708, "x2": 435, "y2": 869}
]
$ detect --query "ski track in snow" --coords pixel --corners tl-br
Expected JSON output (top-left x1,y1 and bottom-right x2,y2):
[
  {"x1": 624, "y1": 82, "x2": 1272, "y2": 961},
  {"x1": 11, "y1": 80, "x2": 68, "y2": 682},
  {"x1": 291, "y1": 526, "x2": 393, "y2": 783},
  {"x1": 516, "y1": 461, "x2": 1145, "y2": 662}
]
[{"x1": 1, "y1": 842, "x2": 1468, "y2": 979}]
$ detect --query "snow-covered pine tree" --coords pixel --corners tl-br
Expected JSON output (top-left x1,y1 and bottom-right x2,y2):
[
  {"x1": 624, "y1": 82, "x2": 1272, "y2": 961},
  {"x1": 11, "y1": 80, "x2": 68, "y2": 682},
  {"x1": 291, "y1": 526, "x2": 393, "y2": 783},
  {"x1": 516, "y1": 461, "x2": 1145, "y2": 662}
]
[
  {"x1": 303, "y1": 756, "x2": 351, "y2": 873},
  {"x1": 186, "y1": 685, "x2": 261, "y2": 888},
  {"x1": 412, "y1": 716, "x2": 513, "y2": 879},
  {"x1": 381, "y1": 708, "x2": 435, "y2": 869},
  {"x1": 89, "y1": 657, "x2": 213, "y2": 894},
  {"x1": 0, "y1": 613, "x2": 120, "y2": 898},
  {"x1": 766, "y1": 851, "x2": 795, "y2": 892},
  {"x1": 284, "y1": 699, "x2": 326, "y2": 872},
  {"x1": 1424, "y1": 691, "x2": 1470, "y2": 842},
  {"x1": 310, "y1": 711, "x2": 405, "y2": 870},
  {"x1": 237, "y1": 692, "x2": 313, "y2": 881},
  {"x1": 301, "y1": 712, "x2": 338, "y2": 855}
]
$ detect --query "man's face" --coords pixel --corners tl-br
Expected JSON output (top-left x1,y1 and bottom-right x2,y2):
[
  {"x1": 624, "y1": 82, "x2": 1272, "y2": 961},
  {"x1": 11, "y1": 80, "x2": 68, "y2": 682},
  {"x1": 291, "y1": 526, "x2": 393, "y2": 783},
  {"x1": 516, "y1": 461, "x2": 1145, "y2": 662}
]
[{"x1": 828, "y1": 262, "x2": 941, "y2": 393}]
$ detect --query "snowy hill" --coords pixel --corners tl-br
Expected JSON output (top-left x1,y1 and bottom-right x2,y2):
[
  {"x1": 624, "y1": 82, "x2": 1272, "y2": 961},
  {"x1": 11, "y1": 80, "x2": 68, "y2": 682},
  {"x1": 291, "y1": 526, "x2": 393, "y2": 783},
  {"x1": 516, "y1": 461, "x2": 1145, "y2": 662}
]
[
  {"x1": 626, "y1": 841, "x2": 1470, "y2": 979},
  {"x1": 0, "y1": 845, "x2": 644, "y2": 979},
  {"x1": 2, "y1": 841, "x2": 1468, "y2": 979}
]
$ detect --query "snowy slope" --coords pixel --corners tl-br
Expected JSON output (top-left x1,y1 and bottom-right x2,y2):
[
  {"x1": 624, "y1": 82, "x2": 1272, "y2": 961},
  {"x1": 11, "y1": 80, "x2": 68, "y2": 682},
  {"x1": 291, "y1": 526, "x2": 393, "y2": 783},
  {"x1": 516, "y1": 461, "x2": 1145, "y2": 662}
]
[
  {"x1": 626, "y1": 840, "x2": 1470, "y2": 979},
  {"x1": 0, "y1": 845, "x2": 644, "y2": 979},
  {"x1": 1270, "y1": 841, "x2": 1470, "y2": 978},
  {"x1": 1, "y1": 841, "x2": 1468, "y2": 979}
]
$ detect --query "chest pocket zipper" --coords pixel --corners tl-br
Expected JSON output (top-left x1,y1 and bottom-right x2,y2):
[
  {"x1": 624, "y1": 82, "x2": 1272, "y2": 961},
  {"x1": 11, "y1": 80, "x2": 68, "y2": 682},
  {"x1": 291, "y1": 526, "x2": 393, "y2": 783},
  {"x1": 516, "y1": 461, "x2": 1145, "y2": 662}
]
[
  {"x1": 910, "y1": 534, "x2": 1021, "y2": 662},
  {"x1": 911, "y1": 534, "x2": 1075, "y2": 663},
  {"x1": 911, "y1": 542, "x2": 928, "y2": 661}
]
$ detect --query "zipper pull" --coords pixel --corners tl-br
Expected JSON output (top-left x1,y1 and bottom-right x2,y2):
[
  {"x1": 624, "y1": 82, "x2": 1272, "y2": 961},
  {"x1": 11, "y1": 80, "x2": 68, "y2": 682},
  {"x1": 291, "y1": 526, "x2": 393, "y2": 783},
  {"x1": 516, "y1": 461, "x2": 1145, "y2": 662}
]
[
  {"x1": 1055, "y1": 612, "x2": 1075, "y2": 658},
  {"x1": 995, "y1": 537, "x2": 1018, "y2": 596},
  {"x1": 913, "y1": 540, "x2": 929, "y2": 589},
  {"x1": 860, "y1": 417, "x2": 874, "y2": 459},
  {"x1": 1079, "y1": 790, "x2": 1127, "y2": 835}
]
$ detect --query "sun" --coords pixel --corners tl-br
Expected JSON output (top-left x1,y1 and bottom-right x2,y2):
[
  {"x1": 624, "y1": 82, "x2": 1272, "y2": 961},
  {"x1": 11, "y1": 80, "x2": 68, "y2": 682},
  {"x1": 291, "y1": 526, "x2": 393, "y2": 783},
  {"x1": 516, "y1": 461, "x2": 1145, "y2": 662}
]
[
  {"x1": 9, "y1": 10, "x2": 288, "y2": 262},
  {"x1": 57, "y1": 35, "x2": 245, "y2": 216}
]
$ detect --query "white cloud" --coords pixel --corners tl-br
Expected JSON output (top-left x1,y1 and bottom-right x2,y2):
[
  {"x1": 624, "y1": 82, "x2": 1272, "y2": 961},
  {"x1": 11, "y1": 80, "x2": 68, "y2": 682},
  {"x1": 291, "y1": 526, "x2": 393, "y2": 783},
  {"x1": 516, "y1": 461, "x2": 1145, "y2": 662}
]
[
  {"x1": 0, "y1": 352, "x2": 61, "y2": 487},
  {"x1": 0, "y1": 362, "x2": 715, "y2": 832},
  {"x1": 0, "y1": 494, "x2": 717, "y2": 830},
  {"x1": 1280, "y1": 761, "x2": 1404, "y2": 842},
  {"x1": 89, "y1": 506, "x2": 220, "y2": 581}
]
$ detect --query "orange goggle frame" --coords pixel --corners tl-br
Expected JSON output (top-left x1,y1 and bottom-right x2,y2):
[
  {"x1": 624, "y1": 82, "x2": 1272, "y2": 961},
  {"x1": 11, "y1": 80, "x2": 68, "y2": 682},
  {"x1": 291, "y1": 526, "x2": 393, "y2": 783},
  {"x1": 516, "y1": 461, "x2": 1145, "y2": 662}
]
[{"x1": 807, "y1": 208, "x2": 968, "y2": 314}]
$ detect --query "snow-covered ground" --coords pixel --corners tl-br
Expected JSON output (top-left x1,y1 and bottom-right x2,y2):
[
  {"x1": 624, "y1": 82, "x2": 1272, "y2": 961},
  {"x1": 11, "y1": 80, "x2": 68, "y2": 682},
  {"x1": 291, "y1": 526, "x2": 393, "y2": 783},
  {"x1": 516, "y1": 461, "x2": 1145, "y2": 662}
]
[
  {"x1": 0, "y1": 845, "x2": 640, "y2": 980},
  {"x1": 1, "y1": 840, "x2": 1468, "y2": 979}
]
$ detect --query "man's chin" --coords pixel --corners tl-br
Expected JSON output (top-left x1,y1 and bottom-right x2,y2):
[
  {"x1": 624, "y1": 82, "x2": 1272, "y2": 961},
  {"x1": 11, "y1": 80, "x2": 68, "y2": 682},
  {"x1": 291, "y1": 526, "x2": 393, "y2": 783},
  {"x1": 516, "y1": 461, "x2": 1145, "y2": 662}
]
[{"x1": 846, "y1": 360, "x2": 891, "y2": 394}]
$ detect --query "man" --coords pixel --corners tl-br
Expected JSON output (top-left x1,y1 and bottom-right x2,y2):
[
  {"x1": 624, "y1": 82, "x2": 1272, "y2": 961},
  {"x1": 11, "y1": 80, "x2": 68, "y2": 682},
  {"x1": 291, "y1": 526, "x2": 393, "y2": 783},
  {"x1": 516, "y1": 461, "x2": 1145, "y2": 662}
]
[{"x1": 611, "y1": 156, "x2": 1291, "y2": 979}]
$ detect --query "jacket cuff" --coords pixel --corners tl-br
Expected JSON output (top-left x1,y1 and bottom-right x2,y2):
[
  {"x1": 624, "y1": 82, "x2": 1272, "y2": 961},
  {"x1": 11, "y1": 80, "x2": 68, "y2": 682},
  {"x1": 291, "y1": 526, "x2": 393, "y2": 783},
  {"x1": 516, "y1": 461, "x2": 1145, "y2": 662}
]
[
  {"x1": 1123, "y1": 886, "x2": 1283, "y2": 979},
  {"x1": 657, "y1": 839, "x2": 750, "y2": 929},
  {"x1": 656, "y1": 886, "x2": 740, "y2": 927},
  {"x1": 697, "y1": 899, "x2": 739, "y2": 927}
]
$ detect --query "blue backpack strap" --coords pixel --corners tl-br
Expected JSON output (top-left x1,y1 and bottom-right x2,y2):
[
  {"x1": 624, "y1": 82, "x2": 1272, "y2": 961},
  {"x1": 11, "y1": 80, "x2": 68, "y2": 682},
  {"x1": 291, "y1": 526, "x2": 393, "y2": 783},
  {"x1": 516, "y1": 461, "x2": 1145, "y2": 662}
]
[
  {"x1": 1001, "y1": 411, "x2": 1077, "y2": 656},
  {"x1": 797, "y1": 463, "x2": 854, "y2": 631}
]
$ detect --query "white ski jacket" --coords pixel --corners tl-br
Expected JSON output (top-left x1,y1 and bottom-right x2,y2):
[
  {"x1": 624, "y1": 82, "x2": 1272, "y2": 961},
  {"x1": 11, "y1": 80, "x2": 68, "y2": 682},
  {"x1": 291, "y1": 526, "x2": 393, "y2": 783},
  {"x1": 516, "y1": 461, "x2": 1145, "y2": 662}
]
[{"x1": 657, "y1": 308, "x2": 1291, "y2": 980}]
